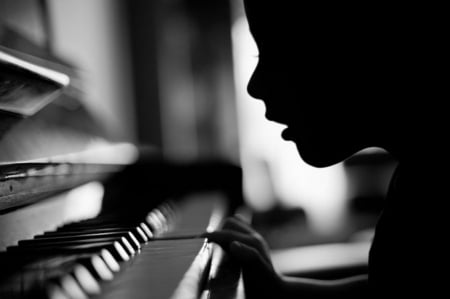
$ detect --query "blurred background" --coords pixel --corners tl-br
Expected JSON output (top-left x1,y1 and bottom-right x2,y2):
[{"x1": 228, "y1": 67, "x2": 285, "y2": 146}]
[{"x1": 1, "y1": 0, "x2": 397, "y2": 252}]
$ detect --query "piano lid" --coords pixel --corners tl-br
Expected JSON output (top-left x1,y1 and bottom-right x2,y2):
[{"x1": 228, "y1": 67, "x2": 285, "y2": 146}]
[
  {"x1": 0, "y1": 48, "x2": 70, "y2": 116},
  {"x1": 0, "y1": 43, "x2": 126, "y2": 165},
  {"x1": 0, "y1": 25, "x2": 140, "y2": 165},
  {"x1": 0, "y1": 45, "x2": 139, "y2": 212}
]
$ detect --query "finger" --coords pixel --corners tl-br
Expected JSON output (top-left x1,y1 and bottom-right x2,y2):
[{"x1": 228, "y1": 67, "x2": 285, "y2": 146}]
[
  {"x1": 230, "y1": 241, "x2": 269, "y2": 268},
  {"x1": 230, "y1": 242, "x2": 278, "y2": 298},
  {"x1": 205, "y1": 229, "x2": 273, "y2": 264},
  {"x1": 203, "y1": 230, "x2": 256, "y2": 249},
  {"x1": 232, "y1": 213, "x2": 251, "y2": 224},
  {"x1": 203, "y1": 230, "x2": 266, "y2": 255}
]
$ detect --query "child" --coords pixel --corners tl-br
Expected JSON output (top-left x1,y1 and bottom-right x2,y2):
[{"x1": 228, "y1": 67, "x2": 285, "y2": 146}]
[{"x1": 206, "y1": 1, "x2": 446, "y2": 298}]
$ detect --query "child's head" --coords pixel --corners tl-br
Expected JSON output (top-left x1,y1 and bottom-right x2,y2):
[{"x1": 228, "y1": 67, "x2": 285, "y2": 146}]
[{"x1": 243, "y1": 0, "x2": 445, "y2": 166}]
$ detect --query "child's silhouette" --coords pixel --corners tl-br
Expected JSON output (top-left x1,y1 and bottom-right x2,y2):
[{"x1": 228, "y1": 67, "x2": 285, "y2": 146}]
[{"x1": 206, "y1": 1, "x2": 446, "y2": 298}]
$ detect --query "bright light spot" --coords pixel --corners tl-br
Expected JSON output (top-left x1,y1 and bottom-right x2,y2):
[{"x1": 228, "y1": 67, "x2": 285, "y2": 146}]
[
  {"x1": 63, "y1": 182, "x2": 104, "y2": 222},
  {"x1": 271, "y1": 241, "x2": 370, "y2": 274}
]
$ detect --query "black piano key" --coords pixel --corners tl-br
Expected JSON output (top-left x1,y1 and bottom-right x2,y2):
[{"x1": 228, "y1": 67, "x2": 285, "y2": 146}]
[
  {"x1": 145, "y1": 211, "x2": 169, "y2": 235},
  {"x1": 53, "y1": 215, "x2": 165, "y2": 240},
  {"x1": 94, "y1": 198, "x2": 221, "y2": 299},
  {"x1": 16, "y1": 234, "x2": 139, "y2": 254},
  {"x1": 53, "y1": 226, "x2": 153, "y2": 242},
  {"x1": 39, "y1": 225, "x2": 141, "y2": 237},
  {"x1": 7, "y1": 242, "x2": 111, "y2": 254},
  {"x1": 55, "y1": 208, "x2": 170, "y2": 237},
  {"x1": 55, "y1": 223, "x2": 144, "y2": 232},
  {"x1": 1, "y1": 196, "x2": 224, "y2": 299},
  {"x1": 7, "y1": 241, "x2": 131, "y2": 262},
  {"x1": 139, "y1": 222, "x2": 153, "y2": 238},
  {"x1": 59, "y1": 211, "x2": 161, "y2": 228},
  {"x1": 134, "y1": 226, "x2": 148, "y2": 243},
  {"x1": 97, "y1": 239, "x2": 210, "y2": 299},
  {"x1": 29, "y1": 231, "x2": 143, "y2": 250},
  {"x1": 41, "y1": 225, "x2": 150, "y2": 243}
]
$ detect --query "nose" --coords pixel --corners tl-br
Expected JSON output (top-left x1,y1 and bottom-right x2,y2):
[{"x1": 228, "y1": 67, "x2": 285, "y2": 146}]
[{"x1": 246, "y1": 63, "x2": 265, "y2": 100}]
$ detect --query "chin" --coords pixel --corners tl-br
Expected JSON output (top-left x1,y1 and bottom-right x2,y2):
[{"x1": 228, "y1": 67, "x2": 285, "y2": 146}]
[
  {"x1": 300, "y1": 154, "x2": 341, "y2": 168},
  {"x1": 295, "y1": 143, "x2": 352, "y2": 168}
]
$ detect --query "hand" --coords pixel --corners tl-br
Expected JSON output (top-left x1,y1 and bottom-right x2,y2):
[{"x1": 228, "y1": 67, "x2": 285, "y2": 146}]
[{"x1": 204, "y1": 217, "x2": 284, "y2": 299}]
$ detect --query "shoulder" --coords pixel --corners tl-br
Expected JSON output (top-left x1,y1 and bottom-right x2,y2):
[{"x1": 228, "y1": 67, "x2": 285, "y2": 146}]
[{"x1": 368, "y1": 161, "x2": 445, "y2": 295}]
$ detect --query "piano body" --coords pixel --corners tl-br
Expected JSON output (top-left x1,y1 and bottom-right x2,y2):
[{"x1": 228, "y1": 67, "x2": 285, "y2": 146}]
[{"x1": 0, "y1": 1, "x2": 244, "y2": 298}]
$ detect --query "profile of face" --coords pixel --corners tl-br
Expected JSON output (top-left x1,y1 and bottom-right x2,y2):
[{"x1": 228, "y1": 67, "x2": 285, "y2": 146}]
[{"x1": 243, "y1": 1, "x2": 426, "y2": 167}]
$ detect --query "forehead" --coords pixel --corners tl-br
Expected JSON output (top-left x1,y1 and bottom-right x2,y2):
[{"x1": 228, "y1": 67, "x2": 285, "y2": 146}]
[{"x1": 243, "y1": 1, "x2": 406, "y2": 43}]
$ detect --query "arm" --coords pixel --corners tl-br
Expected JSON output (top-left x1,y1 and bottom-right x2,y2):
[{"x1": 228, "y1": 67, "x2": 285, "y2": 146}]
[
  {"x1": 282, "y1": 274, "x2": 369, "y2": 299},
  {"x1": 205, "y1": 217, "x2": 370, "y2": 299}
]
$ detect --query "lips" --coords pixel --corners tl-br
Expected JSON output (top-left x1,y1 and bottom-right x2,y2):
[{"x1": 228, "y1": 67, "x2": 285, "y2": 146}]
[
  {"x1": 281, "y1": 127, "x2": 294, "y2": 140},
  {"x1": 265, "y1": 110, "x2": 296, "y2": 141},
  {"x1": 265, "y1": 110, "x2": 290, "y2": 126}
]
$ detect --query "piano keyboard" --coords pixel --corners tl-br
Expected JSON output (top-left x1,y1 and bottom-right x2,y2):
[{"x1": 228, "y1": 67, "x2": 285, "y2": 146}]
[{"x1": 0, "y1": 193, "x2": 228, "y2": 299}]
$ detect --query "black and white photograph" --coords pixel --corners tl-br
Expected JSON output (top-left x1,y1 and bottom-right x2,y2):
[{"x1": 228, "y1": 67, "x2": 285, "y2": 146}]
[{"x1": 1, "y1": 1, "x2": 446, "y2": 298}]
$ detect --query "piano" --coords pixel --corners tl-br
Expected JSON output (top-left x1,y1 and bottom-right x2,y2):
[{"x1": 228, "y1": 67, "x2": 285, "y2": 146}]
[{"x1": 0, "y1": 2, "x2": 244, "y2": 298}]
